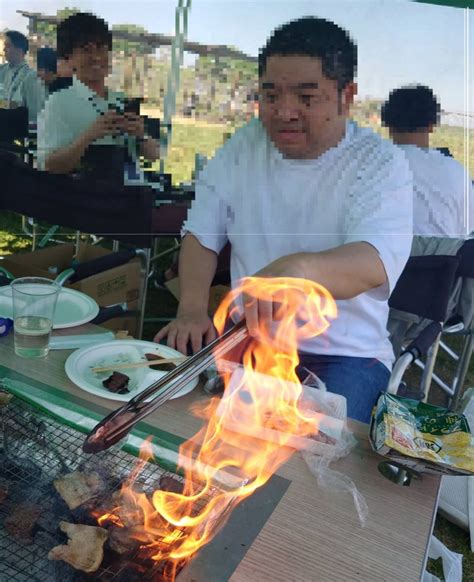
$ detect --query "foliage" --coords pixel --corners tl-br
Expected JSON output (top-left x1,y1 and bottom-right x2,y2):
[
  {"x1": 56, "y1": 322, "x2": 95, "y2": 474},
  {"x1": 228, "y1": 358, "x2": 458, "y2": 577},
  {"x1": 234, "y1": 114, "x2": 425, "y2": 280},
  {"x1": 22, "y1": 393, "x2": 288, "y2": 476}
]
[
  {"x1": 112, "y1": 24, "x2": 150, "y2": 56},
  {"x1": 35, "y1": 7, "x2": 81, "y2": 46}
]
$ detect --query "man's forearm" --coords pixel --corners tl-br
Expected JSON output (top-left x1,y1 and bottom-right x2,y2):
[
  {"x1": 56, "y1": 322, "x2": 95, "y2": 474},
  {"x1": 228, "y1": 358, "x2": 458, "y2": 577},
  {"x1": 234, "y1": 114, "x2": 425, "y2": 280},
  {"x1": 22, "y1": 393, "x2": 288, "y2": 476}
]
[
  {"x1": 296, "y1": 242, "x2": 387, "y2": 299},
  {"x1": 44, "y1": 131, "x2": 91, "y2": 174},
  {"x1": 178, "y1": 234, "x2": 218, "y2": 313}
]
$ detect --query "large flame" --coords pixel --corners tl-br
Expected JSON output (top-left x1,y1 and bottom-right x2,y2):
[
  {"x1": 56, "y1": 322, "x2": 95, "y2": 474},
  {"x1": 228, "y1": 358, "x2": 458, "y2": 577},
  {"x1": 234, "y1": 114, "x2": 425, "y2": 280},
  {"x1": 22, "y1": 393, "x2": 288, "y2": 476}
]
[{"x1": 97, "y1": 277, "x2": 337, "y2": 579}]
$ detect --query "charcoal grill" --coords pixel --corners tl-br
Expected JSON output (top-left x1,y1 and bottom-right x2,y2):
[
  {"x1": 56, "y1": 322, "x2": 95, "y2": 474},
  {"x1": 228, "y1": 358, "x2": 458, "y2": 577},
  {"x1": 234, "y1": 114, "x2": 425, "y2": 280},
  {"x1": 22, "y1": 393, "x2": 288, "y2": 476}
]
[{"x1": 0, "y1": 392, "x2": 228, "y2": 582}]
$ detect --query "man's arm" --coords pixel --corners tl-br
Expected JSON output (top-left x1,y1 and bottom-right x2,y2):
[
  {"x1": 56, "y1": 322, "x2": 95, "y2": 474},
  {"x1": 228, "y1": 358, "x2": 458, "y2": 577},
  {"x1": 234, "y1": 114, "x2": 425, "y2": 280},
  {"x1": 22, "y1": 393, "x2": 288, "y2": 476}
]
[
  {"x1": 154, "y1": 234, "x2": 219, "y2": 353},
  {"x1": 44, "y1": 110, "x2": 123, "y2": 174},
  {"x1": 243, "y1": 242, "x2": 386, "y2": 337},
  {"x1": 283, "y1": 242, "x2": 387, "y2": 299}
]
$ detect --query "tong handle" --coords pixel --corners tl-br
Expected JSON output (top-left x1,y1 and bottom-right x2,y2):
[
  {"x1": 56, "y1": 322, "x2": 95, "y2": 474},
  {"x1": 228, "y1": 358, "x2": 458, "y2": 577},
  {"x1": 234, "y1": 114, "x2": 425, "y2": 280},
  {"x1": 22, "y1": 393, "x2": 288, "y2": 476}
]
[{"x1": 83, "y1": 321, "x2": 248, "y2": 453}]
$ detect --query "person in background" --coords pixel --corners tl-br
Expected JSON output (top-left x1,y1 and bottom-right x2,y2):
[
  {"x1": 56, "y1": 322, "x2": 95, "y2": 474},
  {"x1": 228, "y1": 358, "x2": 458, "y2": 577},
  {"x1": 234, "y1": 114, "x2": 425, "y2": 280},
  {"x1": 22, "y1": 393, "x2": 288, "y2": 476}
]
[
  {"x1": 0, "y1": 30, "x2": 46, "y2": 121},
  {"x1": 36, "y1": 47, "x2": 58, "y2": 92},
  {"x1": 37, "y1": 12, "x2": 158, "y2": 174},
  {"x1": 382, "y1": 84, "x2": 473, "y2": 238},
  {"x1": 154, "y1": 17, "x2": 414, "y2": 423}
]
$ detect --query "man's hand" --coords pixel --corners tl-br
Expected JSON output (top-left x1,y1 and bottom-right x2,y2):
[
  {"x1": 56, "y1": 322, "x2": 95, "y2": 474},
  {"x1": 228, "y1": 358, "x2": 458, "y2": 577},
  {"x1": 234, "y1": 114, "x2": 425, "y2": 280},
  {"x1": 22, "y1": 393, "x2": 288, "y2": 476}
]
[
  {"x1": 153, "y1": 308, "x2": 217, "y2": 355},
  {"x1": 121, "y1": 113, "x2": 145, "y2": 138},
  {"x1": 86, "y1": 110, "x2": 124, "y2": 142},
  {"x1": 242, "y1": 253, "x2": 305, "y2": 338}
]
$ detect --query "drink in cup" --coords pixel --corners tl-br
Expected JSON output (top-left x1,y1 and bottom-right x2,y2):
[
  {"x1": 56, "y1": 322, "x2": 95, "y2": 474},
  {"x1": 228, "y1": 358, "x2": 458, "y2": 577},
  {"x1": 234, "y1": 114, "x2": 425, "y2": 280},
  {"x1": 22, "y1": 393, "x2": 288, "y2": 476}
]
[{"x1": 11, "y1": 277, "x2": 60, "y2": 358}]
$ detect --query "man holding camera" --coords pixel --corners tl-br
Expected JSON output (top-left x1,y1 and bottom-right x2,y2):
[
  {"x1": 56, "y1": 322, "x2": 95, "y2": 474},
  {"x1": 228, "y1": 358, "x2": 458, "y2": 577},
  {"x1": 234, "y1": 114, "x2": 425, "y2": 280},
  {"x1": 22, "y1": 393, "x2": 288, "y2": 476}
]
[{"x1": 37, "y1": 12, "x2": 158, "y2": 175}]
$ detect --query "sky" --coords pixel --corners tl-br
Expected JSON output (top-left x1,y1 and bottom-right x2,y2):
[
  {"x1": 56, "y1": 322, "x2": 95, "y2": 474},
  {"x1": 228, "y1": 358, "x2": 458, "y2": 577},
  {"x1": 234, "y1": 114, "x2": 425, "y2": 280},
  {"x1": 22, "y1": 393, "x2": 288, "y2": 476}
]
[{"x1": 1, "y1": 0, "x2": 472, "y2": 114}]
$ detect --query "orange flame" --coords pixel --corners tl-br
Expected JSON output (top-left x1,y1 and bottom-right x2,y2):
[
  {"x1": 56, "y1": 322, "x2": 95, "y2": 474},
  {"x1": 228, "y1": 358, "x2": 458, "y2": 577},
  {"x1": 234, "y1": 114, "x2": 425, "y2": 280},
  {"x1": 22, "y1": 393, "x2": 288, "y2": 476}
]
[{"x1": 97, "y1": 277, "x2": 337, "y2": 579}]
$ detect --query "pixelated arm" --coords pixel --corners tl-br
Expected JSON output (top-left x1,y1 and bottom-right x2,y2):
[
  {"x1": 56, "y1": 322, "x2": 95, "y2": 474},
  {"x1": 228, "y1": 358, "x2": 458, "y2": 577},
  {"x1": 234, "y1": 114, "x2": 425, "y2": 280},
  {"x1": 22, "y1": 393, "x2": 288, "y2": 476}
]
[
  {"x1": 44, "y1": 128, "x2": 93, "y2": 174},
  {"x1": 177, "y1": 234, "x2": 219, "y2": 315}
]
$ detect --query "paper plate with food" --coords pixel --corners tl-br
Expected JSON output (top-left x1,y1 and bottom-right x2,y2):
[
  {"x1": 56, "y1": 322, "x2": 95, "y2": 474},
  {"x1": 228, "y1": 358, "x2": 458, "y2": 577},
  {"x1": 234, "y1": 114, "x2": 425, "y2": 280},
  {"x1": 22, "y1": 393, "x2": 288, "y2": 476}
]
[{"x1": 65, "y1": 340, "x2": 196, "y2": 402}]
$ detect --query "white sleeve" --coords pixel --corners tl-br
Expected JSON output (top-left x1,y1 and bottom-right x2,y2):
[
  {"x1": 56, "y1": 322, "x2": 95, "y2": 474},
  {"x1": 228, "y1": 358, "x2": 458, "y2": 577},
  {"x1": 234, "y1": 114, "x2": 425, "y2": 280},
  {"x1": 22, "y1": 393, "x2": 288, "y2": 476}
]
[
  {"x1": 22, "y1": 72, "x2": 46, "y2": 121},
  {"x1": 343, "y1": 146, "x2": 414, "y2": 298},
  {"x1": 36, "y1": 95, "x2": 73, "y2": 171},
  {"x1": 181, "y1": 146, "x2": 231, "y2": 254}
]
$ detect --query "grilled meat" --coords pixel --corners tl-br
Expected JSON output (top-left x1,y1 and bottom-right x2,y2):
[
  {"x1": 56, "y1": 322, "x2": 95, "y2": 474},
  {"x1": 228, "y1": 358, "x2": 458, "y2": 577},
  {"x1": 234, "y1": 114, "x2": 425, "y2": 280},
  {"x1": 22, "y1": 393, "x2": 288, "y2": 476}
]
[
  {"x1": 108, "y1": 525, "x2": 140, "y2": 555},
  {"x1": 103, "y1": 371, "x2": 130, "y2": 394},
  {"x1": 144, "y1": 353, "x2": 176, "y2": 372},
  {"x1": 159, "y1": 474, "x2": 184, "y2": 495},
  {"x1": 54, "y1": 471, "x2": 105, "y2": 510},
  {"x1": 4, "y1": 502, "x2": 42, "y2": 543},
  {"x1": 48, "y1": 521, "x2": 108, "y2": 573}
]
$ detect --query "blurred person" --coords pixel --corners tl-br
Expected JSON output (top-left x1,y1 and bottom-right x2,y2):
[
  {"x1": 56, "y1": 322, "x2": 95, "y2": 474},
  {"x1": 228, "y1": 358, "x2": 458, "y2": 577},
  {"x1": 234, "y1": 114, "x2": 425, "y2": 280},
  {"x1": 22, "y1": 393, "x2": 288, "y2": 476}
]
[
  {"x1": 0, "y1": 30, "x2": 46, "y2": 120},
  {"x1": 36, "y1": 47, "x2": 57, "y2": 91},
  {"x1": 37, "y1": 12, "x2": 158, "y2": 175},
  {"x1": 154, "y1": 17, "x2": 414, "y2": 423},
  {"x1": 382, "y1": 84, "x2": 473, "y2": 237}
]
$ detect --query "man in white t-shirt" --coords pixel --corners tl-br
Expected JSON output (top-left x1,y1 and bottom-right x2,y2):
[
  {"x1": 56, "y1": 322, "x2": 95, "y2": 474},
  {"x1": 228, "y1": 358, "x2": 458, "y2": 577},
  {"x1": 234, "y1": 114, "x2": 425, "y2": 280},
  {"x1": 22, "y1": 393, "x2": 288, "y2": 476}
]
[
  {"x1": 155, "y1": 17, "x2": 413, "y2": 422},
  {"x1": 381, "y1": 84, "x2": 473, "y2": 238},
  {"x1": 37, "y1": 12, "x2": 158, "y2": 175}
]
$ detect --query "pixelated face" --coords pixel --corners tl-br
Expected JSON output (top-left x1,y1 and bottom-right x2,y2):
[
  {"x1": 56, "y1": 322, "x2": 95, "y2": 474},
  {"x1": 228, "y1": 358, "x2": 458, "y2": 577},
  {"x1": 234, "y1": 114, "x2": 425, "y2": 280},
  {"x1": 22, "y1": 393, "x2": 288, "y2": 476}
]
[
  {"x1": 67, "y1": 42, "x2": 110, "y2": 87},
  {"x1": 38, "y1": 69, "x2": 56, "y2": 85},
  {"x1": 3, "y1": 37, "x2": 23, "y2": 64},
  {"x1": 259, "y1": 55, "x2": 355, "y2": 159}
]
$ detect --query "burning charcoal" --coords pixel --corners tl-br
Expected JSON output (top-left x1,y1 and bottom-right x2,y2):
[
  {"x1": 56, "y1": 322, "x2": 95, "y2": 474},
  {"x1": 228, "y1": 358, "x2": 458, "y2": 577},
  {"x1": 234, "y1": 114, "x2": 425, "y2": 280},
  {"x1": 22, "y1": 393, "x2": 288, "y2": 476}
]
[
  {"x1": 145, "y1": 353, "x2": 176, "y2": 372},
  {"x1": 53, "y1": 470, "x2": 105, "y2": 510},
  {"x1": 108, "y1": 525, "x2": 140, "y2": 555},
  {"x1": 48, "y1": 521, "x2": 108, "y2": 573},
  {"x1": 103, "y1": 371, "x2": 130, "y2": 394},
  {"x1": 158, "y1": 474, "x2": 184, "y2": 495},
  {"x1": 4, "y1": 501, "x2": 42, "y2": 544}
]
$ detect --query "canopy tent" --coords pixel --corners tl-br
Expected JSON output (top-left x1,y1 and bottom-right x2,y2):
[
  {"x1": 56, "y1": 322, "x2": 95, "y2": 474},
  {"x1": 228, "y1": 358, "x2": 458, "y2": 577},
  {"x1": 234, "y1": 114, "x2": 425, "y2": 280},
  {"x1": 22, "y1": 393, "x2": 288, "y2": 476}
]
[{"x1": 415, "y1": 0, "x2": 472, "y2": 8}]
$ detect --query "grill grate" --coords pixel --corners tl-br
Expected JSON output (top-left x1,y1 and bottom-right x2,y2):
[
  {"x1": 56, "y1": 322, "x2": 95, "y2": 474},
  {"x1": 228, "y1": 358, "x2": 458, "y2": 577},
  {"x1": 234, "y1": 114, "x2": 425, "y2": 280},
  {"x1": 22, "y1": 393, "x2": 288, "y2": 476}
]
[{"x1": 0, "y1": 394, "x2": 216, "y2": 581}]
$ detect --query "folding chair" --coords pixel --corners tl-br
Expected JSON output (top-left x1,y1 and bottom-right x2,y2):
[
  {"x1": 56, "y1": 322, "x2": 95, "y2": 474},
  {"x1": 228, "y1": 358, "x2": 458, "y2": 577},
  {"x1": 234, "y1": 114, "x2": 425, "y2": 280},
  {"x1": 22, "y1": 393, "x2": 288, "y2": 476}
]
[
  {"x1": 434, "y1": 239, "x2": 474, "y2": 409},
  {"x1": 386, "y1": 254, "x2": 461, "y2": 400}
]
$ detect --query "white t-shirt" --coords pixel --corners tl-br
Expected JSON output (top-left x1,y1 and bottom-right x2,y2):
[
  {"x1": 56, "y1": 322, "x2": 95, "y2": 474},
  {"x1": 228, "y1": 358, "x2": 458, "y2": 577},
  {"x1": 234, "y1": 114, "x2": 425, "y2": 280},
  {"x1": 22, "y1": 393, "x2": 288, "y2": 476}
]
[
  {"x1": 37, "y1": 76, "x2": 126, "y2": 170},
  {"x1": 184, "y1": 118, "x2": 414, "y2": 367},
  {"x1": 399, "y1": 145, "x2": 474, "y2": 238}
]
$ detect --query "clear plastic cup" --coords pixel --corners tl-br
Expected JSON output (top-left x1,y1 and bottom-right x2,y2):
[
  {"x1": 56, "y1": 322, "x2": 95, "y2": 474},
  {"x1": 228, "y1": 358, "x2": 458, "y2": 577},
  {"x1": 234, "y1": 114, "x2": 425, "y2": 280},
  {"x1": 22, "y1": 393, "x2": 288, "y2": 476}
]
[{"x1": 11, "y1": 277, "x2": 60, "y2": 358}]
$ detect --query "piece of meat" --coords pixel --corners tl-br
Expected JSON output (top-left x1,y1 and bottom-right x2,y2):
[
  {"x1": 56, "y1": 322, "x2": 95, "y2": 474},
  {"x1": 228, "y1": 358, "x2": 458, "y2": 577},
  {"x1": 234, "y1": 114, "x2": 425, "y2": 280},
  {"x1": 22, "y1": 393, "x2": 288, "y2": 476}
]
[
  {"x1": 103, "y1": 371, "x2": 130, "y2": 394},
  {"x1": 54, "y1": 471, "x2": 105, "y2": 510},
  {"x1": 145, "y1": 353, "x2": 175, "y2": 372},
  {"x1": 159, "y1": 474, "x2": 184, "y2": 495},
  {"x1": 4, "y1": 502, "x2": 42, "y2": 543},
  {"x1": 108, "y1": 525, "x2": 140, "y2": 555},
  {"x1": 48, "y1": 521, "x2": 108, "y2": 573}
]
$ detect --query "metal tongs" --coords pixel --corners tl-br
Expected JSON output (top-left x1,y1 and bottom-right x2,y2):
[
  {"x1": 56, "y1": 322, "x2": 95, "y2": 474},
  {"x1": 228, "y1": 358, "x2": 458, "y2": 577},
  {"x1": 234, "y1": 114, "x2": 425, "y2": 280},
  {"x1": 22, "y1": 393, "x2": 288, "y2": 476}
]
[{"x1": 82, "y1": 321, "x2": 248, "y2": 454}]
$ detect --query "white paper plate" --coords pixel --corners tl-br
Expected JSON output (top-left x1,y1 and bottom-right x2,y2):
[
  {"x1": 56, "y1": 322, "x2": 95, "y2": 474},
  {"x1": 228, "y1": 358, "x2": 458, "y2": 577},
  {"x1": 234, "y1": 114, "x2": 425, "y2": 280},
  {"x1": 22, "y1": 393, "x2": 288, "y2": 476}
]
[
  {"x1": 65, "y1": 340, "x2": 198, "y2": 402},
  {"x1": 0, "y1": 286, "x2": 99, "y2": 329}
]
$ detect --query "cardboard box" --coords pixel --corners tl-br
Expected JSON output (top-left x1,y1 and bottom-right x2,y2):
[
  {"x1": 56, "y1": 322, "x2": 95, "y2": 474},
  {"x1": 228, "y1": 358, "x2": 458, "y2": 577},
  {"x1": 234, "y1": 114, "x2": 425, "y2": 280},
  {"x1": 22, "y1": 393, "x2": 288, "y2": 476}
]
[
  {"x1": 2, "y1": 243, "x2": 141, "y2": 308},
  {"x1": 165, "y1": 277, "x2": 230, "y2": 315}
]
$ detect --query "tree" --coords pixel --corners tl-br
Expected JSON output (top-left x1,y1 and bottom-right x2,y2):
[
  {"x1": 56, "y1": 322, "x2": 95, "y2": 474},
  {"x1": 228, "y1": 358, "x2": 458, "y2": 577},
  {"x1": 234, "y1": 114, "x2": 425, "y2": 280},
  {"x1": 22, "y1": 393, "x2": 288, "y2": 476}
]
[
  {"x1": 112, "y1": 24, "x2": 151, "y2": 56},
  {"x1": 35, "y1": 7, "x2": 81, "y2": 46}
]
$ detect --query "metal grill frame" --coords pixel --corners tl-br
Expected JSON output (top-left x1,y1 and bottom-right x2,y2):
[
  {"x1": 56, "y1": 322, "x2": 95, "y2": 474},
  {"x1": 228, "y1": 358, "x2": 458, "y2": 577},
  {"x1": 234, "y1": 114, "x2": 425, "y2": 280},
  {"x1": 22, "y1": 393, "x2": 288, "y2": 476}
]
[{"x1": 0, "y1": 394, "x2": 229, "y2": 581}]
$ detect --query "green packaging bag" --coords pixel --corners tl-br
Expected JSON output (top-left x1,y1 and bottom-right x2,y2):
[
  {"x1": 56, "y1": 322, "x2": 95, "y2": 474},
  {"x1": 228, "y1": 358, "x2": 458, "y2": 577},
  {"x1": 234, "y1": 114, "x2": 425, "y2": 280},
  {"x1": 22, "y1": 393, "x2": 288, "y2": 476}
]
[{"x1": 369, "y1": 393, "x2": 474, "y2": 476}]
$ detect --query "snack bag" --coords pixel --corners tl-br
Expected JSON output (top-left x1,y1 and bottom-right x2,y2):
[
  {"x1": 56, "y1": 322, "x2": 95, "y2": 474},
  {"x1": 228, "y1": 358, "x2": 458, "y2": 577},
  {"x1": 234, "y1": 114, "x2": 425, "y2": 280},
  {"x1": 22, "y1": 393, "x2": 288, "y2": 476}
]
[{"x1": 370, "y1": 393, "x2": 474, "y2": 476}]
